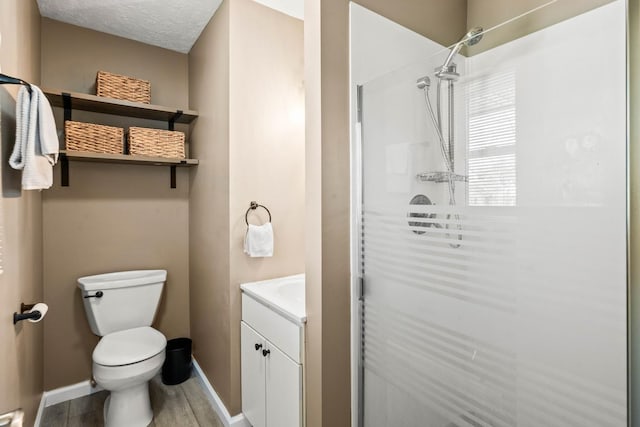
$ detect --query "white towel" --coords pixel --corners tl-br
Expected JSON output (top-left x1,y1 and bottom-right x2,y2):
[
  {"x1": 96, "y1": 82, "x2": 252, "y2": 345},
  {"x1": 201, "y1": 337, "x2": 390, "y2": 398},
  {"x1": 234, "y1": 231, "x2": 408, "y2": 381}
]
[
  {"x1": 244, "y1": 223, "x2": 274, "y2": 257},
  {"x1": 9, "y1": 85, "x2": 59, "y2": 190}
]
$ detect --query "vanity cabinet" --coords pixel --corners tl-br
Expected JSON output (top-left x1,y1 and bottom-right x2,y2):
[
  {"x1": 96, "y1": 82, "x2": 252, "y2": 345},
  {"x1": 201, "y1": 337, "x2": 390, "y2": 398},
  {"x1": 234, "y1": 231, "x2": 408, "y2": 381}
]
[{"x1": 241, "y1": 293, "x2": 304, "y2": 427}]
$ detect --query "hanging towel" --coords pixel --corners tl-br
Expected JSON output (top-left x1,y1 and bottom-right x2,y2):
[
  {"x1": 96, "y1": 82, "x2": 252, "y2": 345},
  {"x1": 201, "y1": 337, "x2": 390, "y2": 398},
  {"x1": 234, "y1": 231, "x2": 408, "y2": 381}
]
[
  {"x1": 244, "y1": 223, "x2": 274, "y2": 257},
  {"x1": 9, "y1": 84, "x2": 59, "y2": 190}
]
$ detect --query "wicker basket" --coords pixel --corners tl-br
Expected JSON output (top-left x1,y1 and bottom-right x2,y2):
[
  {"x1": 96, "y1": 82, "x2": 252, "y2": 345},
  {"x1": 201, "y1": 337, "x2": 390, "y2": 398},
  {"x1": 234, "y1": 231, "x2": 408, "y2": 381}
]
[
  {"x1": 128, "y1": 127, "x2": 185, "y2": 159},
  {"x1": 96, "y1": 71, "x2": 151, "y2": 104},
  {"x1": 65, "y1": 121, "x2": 124, "y2": 154}
]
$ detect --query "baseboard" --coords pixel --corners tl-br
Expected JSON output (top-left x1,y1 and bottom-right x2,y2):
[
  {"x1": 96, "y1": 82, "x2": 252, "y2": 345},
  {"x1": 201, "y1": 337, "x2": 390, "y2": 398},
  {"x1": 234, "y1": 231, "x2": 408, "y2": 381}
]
[
  {"x1": 192, "y1": 358, "x2": 251, "y2": 427},
  {"x1": 33, "y1": 393, "x2": 46, "y2": 427},
  {"x1": 34, "y1": 360, "x2": 249, "y2": 427},
  {"x1": 34, "y1": 380, "x2": 104, "y2": 426},
  {"x1": 43, "y1": 380, "x2": 104, "y2": 407}
]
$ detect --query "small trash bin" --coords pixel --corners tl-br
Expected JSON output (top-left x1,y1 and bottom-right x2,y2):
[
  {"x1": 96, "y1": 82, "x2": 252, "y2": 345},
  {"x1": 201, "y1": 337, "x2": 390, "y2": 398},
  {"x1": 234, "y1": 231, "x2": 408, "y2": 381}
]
[{"x1": 162, "y1": 338, "x2": 192, "y2": 385}]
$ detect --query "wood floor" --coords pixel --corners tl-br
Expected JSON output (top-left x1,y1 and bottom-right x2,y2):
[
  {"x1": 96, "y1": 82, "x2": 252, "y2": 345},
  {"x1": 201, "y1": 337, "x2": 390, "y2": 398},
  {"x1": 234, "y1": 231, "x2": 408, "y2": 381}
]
[{"x1": 40, "y1": 375, "x2": 225, "y2": 427}]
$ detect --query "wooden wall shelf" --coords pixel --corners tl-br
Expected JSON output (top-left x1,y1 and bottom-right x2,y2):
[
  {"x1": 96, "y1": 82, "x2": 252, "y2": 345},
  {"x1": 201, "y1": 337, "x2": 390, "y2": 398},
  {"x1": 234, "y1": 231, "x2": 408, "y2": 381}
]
[
  {"x1": 60, "y1": 150, "x2": 199, "y2": 166},
  {"x1": 59, "y1": 150, "x2": 198, "y2": 188},
  {"x1": 44, "y1": 88, "x2": 200, "y2": 189},
  {"x1": 43, "y1": 88, "x2": 198, "y2": 124}
]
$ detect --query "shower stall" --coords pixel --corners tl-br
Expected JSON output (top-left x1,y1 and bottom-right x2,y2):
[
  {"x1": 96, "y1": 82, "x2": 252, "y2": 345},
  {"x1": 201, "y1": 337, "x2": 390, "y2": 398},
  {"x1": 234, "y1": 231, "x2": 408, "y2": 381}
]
[{"x1": 352, "y1": 1, "x2": 627, "y2": 426}]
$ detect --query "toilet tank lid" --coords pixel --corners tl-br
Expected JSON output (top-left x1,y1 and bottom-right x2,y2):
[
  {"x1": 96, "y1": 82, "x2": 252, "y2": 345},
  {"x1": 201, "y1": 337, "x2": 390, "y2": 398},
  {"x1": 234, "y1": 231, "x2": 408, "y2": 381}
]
[{"x1": 78, "y1": 270, "x2": 167, "y2": 292}]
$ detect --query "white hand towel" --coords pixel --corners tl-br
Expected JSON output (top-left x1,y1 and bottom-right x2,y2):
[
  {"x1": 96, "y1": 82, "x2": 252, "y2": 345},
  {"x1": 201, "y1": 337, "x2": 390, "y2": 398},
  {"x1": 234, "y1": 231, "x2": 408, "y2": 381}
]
[
  {"x1": 9, "y1": 85, "x2": 59, "y2": 190},
  {"x1": 244, "y1": 223, "x2": 274, "y2": 257}
]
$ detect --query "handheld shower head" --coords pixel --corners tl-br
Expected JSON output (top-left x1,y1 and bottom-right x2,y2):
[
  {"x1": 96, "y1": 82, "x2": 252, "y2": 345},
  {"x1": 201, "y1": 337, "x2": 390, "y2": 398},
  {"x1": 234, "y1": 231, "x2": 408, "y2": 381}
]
[
  {"x1": 464, "y1": 27, "x2": 484, "y2": 47},
  {"x1": 436, "y1": 27, "x2": 484, "y2": 80}
]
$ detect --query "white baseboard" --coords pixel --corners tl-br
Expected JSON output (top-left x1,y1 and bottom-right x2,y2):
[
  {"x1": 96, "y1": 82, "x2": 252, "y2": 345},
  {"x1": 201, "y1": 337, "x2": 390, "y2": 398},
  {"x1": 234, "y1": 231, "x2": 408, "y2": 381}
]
[
  {"x1": 34, "y1": 359, "x2": 249, "y2": 427},
  {"x1": 34, "y1": 380, "x2": 104, "y2": 426},
  {"x1": 192, "y1": 358, "x2": 251, "y2": 427},
  {"x1": 33, "y1": 393, "x2": 46, "y2": 427},
  {"x1": 43, "y1": 380, "x2": 104, "y2": 407}
]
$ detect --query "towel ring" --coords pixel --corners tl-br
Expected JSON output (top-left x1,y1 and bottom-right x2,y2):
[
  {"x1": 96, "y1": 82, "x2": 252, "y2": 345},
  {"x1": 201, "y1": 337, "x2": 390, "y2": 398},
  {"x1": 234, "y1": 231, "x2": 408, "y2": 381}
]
[{"x1": 245, "y1": 201, "x2": 272, "y2": 225}]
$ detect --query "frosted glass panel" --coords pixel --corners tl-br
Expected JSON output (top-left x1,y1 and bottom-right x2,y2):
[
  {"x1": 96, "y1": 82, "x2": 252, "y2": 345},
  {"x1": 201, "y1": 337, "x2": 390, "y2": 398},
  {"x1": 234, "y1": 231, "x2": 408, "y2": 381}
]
[{"x1": 358, "y1": 2, "x2": 627, "y2": 426}]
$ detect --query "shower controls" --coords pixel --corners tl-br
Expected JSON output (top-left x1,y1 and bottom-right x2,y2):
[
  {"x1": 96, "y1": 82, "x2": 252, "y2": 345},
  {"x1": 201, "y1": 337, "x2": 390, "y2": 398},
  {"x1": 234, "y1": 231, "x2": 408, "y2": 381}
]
[
  {"x1": 262, "y1": 349, "x2": 271, "y2": 357},
  {"x1": 408, "y1": 194, "x2": 435, "y2": 235},
  {"x1": 255, "y1": 343, "x2": 263, "y2": 351}
]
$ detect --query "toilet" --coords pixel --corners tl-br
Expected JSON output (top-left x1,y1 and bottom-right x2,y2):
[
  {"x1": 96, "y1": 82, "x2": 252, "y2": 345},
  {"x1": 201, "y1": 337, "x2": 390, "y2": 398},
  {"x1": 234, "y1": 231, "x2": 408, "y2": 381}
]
[{"x1": 78, "y1": 270, "x2": 168, "y2": 427}]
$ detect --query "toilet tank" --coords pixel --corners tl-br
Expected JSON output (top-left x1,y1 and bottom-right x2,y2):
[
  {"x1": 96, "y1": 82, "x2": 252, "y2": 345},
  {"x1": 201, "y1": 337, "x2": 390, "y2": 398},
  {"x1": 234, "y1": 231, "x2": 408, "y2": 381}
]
[{"x1": 78, "y1": 270, "x2": 166, "y2": 336}]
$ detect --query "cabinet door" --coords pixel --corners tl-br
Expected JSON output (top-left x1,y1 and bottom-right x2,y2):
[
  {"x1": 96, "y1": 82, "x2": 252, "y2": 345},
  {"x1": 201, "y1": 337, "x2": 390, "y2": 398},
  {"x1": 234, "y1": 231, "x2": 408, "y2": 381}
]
[
  {"x1": 265, "y1": 343, "x2": 302, "y2": 427},
  {"x1": 241, "y1": 322, "x2": 266, "y2": 427}
]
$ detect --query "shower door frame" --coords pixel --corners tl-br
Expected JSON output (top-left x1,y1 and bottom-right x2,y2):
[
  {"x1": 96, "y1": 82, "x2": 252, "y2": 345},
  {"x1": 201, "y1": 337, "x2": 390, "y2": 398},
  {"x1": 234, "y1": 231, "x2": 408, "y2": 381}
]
[
  {"x1": 352, "y1": 83, "x2": 365, "y2": 427},
  {"x1": 349, "y1": 2, "x2": 632, "y2": 426}
]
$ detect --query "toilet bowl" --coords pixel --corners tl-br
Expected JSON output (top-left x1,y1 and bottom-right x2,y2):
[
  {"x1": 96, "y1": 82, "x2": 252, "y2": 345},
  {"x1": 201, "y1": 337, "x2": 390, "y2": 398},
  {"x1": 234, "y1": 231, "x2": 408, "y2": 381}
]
[
  {"x1": 93, "y1": 326, "x2": 166, "y2": 427},
  {"x1": 78, "y1": 270, "x2": 168, "y2": 427}
]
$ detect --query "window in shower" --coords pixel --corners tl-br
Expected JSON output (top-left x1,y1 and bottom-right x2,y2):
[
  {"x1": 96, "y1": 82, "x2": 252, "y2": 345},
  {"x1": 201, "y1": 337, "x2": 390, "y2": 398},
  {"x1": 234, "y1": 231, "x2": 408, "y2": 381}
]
[{"x1": 467, "y1": 69, "x2": 516, "y2": 206}]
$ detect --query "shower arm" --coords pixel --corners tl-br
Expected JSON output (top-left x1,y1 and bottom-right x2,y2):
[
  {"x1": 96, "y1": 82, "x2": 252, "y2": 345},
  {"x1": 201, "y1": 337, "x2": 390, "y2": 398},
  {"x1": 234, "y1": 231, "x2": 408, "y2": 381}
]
[{"x1": 438, "y1": 43, "x2": 463, "y2": 75}]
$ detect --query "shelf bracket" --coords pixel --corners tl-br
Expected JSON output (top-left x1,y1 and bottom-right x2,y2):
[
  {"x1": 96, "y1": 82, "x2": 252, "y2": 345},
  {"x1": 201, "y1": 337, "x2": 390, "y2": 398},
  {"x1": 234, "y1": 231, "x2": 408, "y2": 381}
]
[
  {"x1": 62, "y1": 92, "x2": 72, "y2": 122},
  {"x1": 168, "y1": 110, "x2": 183, "y2": 131},
  {"x1": 61, "y1": 153, "x2": 69, "y2": 187},
  {"x1": 170, "y1": 166, "x2": 177, "y2": 189}
]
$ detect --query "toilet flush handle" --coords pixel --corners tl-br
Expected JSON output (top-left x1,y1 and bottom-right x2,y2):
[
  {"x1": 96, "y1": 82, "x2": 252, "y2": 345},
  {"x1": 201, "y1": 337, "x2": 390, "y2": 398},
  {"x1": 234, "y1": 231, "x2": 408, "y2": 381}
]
[{"x1": 84, "y1": 291, "x2": 104, "y2": 299}]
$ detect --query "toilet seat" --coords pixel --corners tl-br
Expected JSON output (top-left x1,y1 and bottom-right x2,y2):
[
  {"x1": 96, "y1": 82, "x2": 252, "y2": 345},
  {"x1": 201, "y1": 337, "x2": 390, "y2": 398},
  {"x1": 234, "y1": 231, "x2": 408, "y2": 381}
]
[{"x1": 93, "y1": 326, "x2": 166, "y2": 367}]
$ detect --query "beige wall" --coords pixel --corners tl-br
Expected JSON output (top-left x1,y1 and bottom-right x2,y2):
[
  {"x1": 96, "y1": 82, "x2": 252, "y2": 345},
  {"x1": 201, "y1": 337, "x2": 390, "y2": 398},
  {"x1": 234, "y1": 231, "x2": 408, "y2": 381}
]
[
  {"x1": 189, "y1": 0, "x2": 305, "y2": 415},
  {"x1": 40, "y1": 20, "x2": 191, "y2": 390},
  {"x1": 40, "y1": 19, "x2": 188, "y2": 108},
  {"x1": 0, "y1": 0, "x2": 43, "y2": 425},
  {"x1": 189, "y1": 0, "x2": 232, "y2": 411},
  {"x1": 303, "y1": 1, "x2": 466, "y2": 426},
  {"x1": 228, "y1": 0, "x2": 305, "y2": 410}
]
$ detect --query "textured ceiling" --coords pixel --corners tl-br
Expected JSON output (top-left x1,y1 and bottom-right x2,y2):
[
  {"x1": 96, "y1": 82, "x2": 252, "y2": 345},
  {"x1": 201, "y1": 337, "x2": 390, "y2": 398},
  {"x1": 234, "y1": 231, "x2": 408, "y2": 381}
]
[
  {"x1": 36, "y1": 0, "x2": 224, "y2": 53},
  {"x1": 37, "y1": 0, "x2": 304, "y2": 54}
]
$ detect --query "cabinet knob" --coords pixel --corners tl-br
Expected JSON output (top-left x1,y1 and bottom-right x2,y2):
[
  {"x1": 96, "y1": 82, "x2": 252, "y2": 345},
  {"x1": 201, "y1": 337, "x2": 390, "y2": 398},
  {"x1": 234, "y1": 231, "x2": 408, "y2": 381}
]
[
  {"x1": 262, "y1": 349, "x2": 270, "y2": 357},
  {"x1": 255, "y1": 343, "x2": 263, "y2": 351}
]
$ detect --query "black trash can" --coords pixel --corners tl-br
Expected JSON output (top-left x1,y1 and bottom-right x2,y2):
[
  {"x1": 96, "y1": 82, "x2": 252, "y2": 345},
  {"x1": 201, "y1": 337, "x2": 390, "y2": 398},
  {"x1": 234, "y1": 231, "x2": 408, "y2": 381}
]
[{"x1": 162, "y1": 338, "x2": 192, "y2": 385}]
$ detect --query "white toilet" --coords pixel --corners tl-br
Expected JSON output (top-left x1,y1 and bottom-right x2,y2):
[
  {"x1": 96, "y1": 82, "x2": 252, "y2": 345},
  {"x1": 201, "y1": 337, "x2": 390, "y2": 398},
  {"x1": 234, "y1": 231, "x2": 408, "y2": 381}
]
[{"x1": 78, "y1": 270, "x2": 168, "y2": 427}]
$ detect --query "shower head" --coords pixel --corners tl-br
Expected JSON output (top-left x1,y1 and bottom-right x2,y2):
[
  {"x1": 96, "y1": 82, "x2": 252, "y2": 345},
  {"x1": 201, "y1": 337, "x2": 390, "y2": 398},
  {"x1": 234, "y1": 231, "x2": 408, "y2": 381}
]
[
  {"x1": 436, "y1": 27, "x2": 484, "y2": 80},
  {"x1": 464, "y1": 27, "x2": 484, "y2": 47}
]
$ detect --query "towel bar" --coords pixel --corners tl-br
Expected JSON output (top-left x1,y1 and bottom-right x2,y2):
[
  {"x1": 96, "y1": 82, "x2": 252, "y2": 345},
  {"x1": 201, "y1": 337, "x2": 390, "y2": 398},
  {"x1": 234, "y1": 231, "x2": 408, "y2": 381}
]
[
  {"x1": 0, "y1": 73, "x2": 32, "y2": 94},
  {"x1": 245, "y1": 201, "x2": 272, "y2": 225}
]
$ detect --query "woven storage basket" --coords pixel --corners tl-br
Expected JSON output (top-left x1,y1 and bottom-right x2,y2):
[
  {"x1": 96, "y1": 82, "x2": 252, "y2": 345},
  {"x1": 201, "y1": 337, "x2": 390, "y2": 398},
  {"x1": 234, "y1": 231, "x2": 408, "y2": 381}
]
[
  {"x1": 128, "y1": 127, "x2": 185, "y2": 159},
  {"x1": 96, "y1": 71, "x2": 151, "y2": 104},
  {"x1": 65, "y1": 121, "x2": 124, "y2": 154}
]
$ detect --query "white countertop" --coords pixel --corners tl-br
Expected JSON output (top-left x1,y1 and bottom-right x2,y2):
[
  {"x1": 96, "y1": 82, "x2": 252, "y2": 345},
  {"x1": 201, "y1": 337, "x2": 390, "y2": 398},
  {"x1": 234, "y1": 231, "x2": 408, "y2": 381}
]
[{"x1": 240, "y1": 274, "x2": 306, "y2": 324}]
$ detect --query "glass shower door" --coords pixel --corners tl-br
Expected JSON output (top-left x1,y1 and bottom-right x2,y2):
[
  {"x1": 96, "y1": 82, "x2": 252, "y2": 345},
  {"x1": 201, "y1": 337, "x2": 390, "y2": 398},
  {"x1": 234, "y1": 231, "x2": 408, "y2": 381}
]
[{"x1": 357, "y1": 2, "x2": 627, "y2": 426}]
